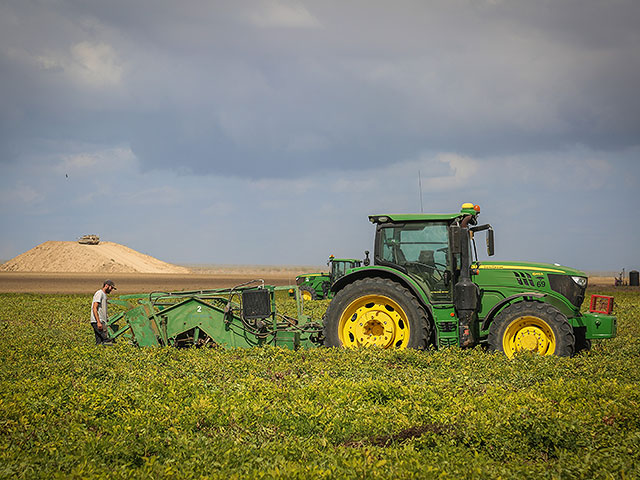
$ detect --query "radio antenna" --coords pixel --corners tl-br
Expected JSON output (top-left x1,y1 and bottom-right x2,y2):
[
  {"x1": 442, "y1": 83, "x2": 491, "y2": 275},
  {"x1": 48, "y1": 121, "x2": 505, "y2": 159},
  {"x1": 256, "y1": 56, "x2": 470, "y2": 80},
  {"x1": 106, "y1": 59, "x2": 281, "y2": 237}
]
[{"x1": 418, "y1": 170, "x2": 424, "y2": 213}]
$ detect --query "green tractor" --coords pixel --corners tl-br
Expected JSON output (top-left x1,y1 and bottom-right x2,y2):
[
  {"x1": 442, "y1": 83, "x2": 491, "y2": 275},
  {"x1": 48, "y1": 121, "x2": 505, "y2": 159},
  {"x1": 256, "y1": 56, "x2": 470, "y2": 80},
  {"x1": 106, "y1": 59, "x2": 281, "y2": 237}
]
[
  {"x1": 323, "y1": 203, "x2": 617, "y2": 357},
  {"x1": 296, "y1": 256, "x2": 364, "y2": 301}
]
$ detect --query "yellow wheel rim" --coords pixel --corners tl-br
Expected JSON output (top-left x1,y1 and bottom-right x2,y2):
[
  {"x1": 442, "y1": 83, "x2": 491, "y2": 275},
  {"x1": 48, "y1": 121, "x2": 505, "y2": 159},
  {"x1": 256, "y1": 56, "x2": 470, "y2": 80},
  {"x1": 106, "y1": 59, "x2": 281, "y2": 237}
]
[
  {"x1": 338, "y1": 295, "x2": 410, "y2": 349},
  {"x1": 301, "y1": 290, "x2": 313, "y2": 301},
  {"x1": 502, "y1": 315, "x2": 556, "y2": 358}
]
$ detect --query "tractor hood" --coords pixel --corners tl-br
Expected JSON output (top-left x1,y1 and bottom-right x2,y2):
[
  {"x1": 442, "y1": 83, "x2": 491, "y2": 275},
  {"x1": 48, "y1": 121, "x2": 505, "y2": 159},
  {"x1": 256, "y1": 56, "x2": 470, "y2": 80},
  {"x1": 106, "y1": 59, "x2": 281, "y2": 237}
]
[
  {"x1": 472, "y1": 261, "x2": 588, "y2": 311},
  {"x1": 474, "y1": 261, "x2": 586, "y2": 277}
]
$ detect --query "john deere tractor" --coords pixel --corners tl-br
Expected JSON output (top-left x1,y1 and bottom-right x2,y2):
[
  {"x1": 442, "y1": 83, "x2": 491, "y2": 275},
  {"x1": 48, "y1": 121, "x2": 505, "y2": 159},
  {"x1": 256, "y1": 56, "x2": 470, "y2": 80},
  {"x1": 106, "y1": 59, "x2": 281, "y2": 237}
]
[
  {"x1": 296, "y1": 256, "x2": 364, "y2": 301},
  {"x1": 323, "y1": 203, "x2": 617, "y2": 357}
]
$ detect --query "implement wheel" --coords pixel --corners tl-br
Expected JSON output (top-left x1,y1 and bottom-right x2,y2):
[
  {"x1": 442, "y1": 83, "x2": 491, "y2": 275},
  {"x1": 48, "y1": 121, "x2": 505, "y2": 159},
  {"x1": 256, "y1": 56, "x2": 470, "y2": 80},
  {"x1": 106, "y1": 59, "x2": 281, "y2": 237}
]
[
  {"x1": 299, "y1": 285, "x2": 318, "y2": 302},
  {"x1": 488, "y1": 301, "x2": 575, "y2": 358},
  {"x1": 323, "y1": 277, "x2": 430, "y2": 350}
]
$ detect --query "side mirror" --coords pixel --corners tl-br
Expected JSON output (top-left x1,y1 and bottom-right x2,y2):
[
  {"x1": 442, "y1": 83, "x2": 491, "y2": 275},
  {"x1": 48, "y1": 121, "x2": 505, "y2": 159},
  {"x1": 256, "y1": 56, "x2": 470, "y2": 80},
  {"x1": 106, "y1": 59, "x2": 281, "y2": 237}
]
[
  {"x1": 470, "y1": 224, "x2": 495, "y2": 257},
  {"x1": 487, "y1": 228, "x2": 495, "y2": 256}
]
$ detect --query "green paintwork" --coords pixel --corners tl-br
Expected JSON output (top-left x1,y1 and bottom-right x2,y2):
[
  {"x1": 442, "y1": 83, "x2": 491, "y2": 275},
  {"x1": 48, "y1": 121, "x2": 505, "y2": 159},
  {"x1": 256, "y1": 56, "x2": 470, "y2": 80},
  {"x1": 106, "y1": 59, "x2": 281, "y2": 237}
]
[
  {"x1": 477, "y1": 260, "x2": 584, "y2": 276},
  {"x1": 472, "y1": 261, "x2": 586, "y2": 316},
  {"x1": 333, "y1": 205, "x2": 617, "y2": 351},
  {"x1": 370, "y1": 213, "x2": 464, "y2": 223},
  {"x1": 125, "y1": 305, "x2": 161, "y2": 347},
  {"x1": 577, "y1": 312, "x2": 617, "y2": 338},
  {"x1": 296, "y1": 272, "x2": 330, "y2": 299},
  {"x1": 368, "y1": 204, "x2": 480, "y2": 225},
  {"x1": 107, "y1": 284, "x2": 323, "y2": 349},
  {"x1": 296, "y1": 257, "x2": 362, "y2": 300}
]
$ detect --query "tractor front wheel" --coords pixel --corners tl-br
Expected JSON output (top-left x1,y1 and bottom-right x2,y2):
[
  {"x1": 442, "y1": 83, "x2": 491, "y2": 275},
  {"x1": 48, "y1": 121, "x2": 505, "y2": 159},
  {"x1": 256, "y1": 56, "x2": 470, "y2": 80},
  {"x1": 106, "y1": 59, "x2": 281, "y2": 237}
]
[
  {"x1": 299, "y1": 285, "x2": 318, "y2": 302},
  {"x1": 488, "y1": 301, "x2": 575, "y2": 358},
  {"x1": 323, "y1": 277, "x2": 431, "y2": 350}
]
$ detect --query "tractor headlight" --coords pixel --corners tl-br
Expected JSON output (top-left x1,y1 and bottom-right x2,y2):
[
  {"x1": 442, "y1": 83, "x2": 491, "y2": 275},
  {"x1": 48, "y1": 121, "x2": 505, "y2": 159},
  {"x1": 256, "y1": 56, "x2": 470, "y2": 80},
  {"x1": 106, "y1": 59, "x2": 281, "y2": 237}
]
[{"x1": 571, "y1": 276, "x2": 588, "y2": 288}]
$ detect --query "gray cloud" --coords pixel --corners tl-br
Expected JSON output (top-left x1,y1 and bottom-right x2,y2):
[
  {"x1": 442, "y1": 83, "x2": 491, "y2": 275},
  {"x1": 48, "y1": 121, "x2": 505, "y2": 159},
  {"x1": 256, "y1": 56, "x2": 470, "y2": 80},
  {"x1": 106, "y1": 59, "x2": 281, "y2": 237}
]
[
  {"x1": 1, "y1": 142, "x2": 637, "y2": 270},
  {"x1": 1, "y1": 0, "x2": 639, "y2": 181}
]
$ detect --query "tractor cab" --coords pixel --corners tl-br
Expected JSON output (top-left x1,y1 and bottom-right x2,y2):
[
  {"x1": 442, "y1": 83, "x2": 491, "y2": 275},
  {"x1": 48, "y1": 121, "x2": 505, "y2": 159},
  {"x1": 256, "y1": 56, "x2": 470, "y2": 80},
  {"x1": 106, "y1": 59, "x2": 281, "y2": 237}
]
[
  {"x1": 328, "y1": 255, "x2": 362, "y2": 285},
  {"x1": 368, "y1": 203, "x2": 493, "y2": 303}
]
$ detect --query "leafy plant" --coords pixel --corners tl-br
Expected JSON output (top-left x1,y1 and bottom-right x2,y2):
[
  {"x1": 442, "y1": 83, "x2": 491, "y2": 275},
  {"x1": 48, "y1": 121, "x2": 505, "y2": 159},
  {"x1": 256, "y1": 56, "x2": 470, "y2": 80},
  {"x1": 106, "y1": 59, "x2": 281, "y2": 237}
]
[{"x1": 0, "y1": 288, "x2": 638, "y2": 479}]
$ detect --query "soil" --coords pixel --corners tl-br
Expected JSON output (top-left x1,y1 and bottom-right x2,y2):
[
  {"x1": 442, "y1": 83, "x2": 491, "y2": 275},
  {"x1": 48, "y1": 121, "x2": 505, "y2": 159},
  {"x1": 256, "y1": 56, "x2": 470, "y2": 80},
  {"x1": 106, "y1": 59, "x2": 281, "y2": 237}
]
[
  {"x1": 0, "y1": 271, "x2": 308, "y2": 294},
  {"x1": 588, "y1": 276, "x2": 616, "y2": 287},
  {"x1": 0, "y1": 241, "x2": 322, "y2": 293}
]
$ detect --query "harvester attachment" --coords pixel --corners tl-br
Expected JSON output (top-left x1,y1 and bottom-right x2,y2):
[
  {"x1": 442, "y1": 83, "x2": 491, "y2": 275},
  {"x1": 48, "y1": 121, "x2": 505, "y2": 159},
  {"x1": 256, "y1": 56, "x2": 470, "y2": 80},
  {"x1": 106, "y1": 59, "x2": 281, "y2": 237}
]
[{"x1": 105, "y1": 281, "x2": 323, "y2": 349}]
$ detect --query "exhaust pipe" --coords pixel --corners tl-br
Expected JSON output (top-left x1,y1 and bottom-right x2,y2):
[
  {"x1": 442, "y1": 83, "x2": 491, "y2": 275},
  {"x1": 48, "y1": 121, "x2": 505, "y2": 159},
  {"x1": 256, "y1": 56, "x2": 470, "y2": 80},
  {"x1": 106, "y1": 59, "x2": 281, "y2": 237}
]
[{"x1": 454, "y1": 215, "x2": 480, "y2": 348}]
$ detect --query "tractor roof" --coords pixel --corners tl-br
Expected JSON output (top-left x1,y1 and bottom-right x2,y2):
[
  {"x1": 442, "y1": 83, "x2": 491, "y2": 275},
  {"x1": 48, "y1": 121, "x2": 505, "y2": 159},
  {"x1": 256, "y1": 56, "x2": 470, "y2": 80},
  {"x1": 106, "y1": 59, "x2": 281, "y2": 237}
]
[
  {"x1": 369, "y1": 203, "x2": 480, "y2": 225},
  {"x1": 369, "y1": 213, "x2": 461, "y2": 224}
]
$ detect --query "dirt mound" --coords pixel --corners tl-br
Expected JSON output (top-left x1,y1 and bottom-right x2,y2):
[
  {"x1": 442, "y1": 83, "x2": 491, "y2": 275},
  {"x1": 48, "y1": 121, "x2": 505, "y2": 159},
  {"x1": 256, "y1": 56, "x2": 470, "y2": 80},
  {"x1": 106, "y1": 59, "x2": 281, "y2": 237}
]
[{"x1": 0, "y1": 241, "x2": 191, "y2": 274}]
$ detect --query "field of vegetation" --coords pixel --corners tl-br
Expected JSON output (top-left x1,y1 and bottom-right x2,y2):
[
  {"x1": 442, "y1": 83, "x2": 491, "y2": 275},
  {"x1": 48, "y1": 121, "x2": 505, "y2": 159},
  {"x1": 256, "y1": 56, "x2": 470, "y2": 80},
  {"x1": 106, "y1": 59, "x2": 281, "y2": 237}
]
[{"x1": 1, "y1": 287, "x2": 639, "y2": 479}]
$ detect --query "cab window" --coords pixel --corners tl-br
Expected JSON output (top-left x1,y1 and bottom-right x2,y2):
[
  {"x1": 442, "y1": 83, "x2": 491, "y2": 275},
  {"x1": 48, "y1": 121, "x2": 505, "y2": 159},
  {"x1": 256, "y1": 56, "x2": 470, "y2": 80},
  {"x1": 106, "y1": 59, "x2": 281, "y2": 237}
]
[{"x1": 378, "y1": 222, "x2": 451, "y2": 301}]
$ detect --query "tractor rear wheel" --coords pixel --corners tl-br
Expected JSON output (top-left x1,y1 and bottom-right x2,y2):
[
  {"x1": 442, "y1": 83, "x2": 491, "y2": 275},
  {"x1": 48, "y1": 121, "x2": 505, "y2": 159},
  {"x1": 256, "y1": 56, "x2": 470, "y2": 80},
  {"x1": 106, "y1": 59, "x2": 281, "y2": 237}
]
[
  {"x1": 488, "y1": 301, "x2": 575, "y2": 358},
  {"x1": 323, "y1": 277, "x2": 431, "y2": 350},
  {"x1": 299, "y1": 285, "x2": 318, "y2": 302}
]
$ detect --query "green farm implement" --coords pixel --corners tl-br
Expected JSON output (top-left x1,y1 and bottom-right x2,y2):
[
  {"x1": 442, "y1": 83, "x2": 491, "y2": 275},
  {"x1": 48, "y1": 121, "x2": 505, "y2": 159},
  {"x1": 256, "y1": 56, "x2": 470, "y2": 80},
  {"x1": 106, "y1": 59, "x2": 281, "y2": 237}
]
[
  {"x1": 296, "y1": 255, "x2": 365, "y2": 301},
  {"x1": 106, "y1": 204, "x2": 617, "y2": 357},
  {"x1": 106, "y1": 281, "x2": 323, "y2": 349}
]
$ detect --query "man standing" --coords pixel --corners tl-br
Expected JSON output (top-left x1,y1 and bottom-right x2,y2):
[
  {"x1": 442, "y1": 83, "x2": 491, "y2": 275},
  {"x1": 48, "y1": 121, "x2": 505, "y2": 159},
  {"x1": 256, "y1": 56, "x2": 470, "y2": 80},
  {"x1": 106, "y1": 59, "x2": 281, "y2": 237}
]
[{"x1": 91, "y1": 280, "x2": 116, "y2": 345}]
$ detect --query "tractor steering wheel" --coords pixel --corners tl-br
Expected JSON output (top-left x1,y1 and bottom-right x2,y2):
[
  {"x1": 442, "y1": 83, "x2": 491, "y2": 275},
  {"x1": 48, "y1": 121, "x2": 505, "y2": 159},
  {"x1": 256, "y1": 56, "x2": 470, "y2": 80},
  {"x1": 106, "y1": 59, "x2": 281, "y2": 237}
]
[
  {"x1": 406, "y1": 261, "x2": 447, "y2": 271},
  {"x1": 405, "y1": 261, "x2": 447, "y2": 284}
]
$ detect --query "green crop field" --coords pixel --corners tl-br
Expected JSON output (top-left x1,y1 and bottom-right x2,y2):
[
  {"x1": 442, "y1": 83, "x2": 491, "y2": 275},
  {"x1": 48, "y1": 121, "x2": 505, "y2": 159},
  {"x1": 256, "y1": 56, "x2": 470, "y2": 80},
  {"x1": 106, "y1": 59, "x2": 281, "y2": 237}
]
[{"x1": 1, "y1": 288, "x2": 639, "y2": 479}]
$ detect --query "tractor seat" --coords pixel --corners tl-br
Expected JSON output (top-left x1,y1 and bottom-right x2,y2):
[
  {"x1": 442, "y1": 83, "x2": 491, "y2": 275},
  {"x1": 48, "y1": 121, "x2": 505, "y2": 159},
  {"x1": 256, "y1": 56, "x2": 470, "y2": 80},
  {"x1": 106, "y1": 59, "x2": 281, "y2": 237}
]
[{"x1": 418, "y1": 250, "x2": 435, "y2": 267}]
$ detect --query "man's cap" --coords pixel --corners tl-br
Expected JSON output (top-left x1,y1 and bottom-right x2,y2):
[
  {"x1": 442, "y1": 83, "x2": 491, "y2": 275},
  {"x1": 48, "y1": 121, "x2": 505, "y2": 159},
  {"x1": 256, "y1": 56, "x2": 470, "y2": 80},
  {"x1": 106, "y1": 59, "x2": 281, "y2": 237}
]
[{"x1": 104, "y1": 280, "x2": 117, "y2": 289}]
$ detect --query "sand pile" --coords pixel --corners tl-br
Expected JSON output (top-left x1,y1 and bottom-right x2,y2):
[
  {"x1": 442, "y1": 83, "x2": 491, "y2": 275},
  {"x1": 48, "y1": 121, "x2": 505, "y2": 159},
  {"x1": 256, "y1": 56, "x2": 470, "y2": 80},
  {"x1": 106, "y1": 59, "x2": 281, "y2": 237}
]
[{"x1": 0, "y1": 241, "x2": 191, "y2": 274}]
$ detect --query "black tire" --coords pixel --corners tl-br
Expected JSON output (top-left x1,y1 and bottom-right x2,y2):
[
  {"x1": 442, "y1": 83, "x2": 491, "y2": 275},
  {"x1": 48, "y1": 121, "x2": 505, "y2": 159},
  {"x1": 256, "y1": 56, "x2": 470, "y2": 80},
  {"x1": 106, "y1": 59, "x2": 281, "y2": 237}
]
[
  {"x1": 488, "y1": 301, "x2": 575, "y2": 358},
  {"x1": 321, "y1": 281, "x2": 331, "y2": 300},
  {"x1": 323, "y1": 277, "x2": 431, "y2": 350},
  {"x1": 299, "y1": 285, "x2": 319, "y2": 301},
  {"x1": 573, "y1": 327, "x2": 592, "y2": 353}
]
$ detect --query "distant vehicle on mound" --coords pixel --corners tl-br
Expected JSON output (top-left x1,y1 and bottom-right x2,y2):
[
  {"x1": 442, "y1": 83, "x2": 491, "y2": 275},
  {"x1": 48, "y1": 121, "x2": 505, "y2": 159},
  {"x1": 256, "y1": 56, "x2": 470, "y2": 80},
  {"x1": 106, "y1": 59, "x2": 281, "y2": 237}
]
[{"x1": 78, "y1": 234, "x2": 100, "y2": 245}]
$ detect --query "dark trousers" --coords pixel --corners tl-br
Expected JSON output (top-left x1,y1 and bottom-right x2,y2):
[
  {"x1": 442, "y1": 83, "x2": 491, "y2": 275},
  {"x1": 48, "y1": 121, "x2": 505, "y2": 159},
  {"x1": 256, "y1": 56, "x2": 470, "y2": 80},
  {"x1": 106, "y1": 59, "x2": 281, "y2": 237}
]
[{"x1": 92, "y1": 323, "x2": 112, "y2": 345}]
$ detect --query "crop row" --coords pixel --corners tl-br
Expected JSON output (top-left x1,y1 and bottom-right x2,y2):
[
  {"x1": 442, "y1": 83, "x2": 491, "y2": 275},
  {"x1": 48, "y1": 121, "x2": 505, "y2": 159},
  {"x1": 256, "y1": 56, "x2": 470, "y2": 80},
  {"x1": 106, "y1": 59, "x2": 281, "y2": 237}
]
[{"x1": 0, "y1": 288, "x2": 638, "y2": 479}]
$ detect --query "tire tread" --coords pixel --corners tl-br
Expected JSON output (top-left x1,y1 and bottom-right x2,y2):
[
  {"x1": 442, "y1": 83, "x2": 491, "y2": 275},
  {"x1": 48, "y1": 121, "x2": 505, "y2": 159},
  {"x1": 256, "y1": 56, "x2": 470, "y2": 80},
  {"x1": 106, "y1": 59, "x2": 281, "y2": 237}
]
[
  {"x1": 323, "y1": 277, "x2": 431, "y2": 350},
  {"x1": 488, "y1": 301, "x2": 575, "y2": 357}
]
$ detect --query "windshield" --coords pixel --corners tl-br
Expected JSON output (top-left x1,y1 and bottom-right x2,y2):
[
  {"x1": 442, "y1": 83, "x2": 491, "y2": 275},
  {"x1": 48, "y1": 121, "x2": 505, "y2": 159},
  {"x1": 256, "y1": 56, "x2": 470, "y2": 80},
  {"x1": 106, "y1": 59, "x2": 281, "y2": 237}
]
[
  {"x1": 331, "y1": 261, "x2": 354, "y2": 282},
  {"x1": 377, "y1": 222, "x2": 452, "y2": 301}
]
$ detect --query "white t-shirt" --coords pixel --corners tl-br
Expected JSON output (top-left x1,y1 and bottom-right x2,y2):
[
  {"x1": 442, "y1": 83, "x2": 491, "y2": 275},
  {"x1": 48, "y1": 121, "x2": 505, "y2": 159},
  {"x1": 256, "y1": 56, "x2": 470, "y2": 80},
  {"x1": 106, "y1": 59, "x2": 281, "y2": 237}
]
[{"x1": 91, "y1": 289, "x2": 108, "y2": 324}]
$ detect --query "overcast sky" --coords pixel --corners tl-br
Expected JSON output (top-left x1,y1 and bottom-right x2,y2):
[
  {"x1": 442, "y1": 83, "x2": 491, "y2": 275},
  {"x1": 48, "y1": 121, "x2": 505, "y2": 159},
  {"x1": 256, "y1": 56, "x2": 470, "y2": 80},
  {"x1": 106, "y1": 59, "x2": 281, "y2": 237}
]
[{"x1": 1, "y1": 0, "x2": 638, "y2": 272}]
